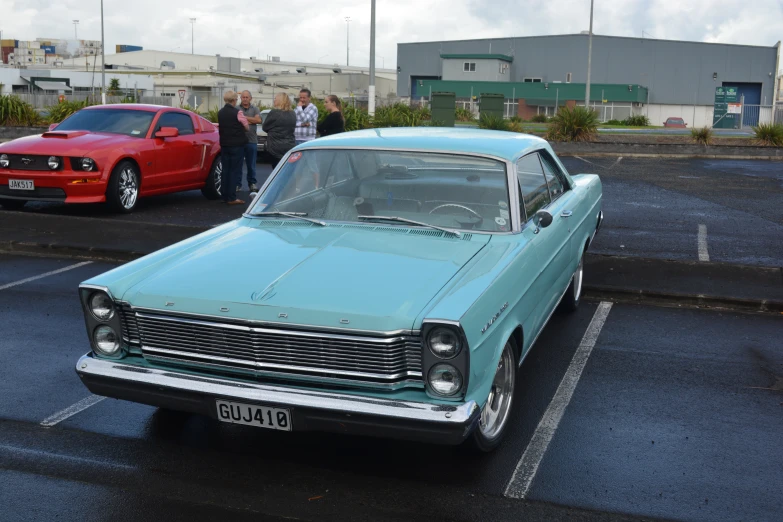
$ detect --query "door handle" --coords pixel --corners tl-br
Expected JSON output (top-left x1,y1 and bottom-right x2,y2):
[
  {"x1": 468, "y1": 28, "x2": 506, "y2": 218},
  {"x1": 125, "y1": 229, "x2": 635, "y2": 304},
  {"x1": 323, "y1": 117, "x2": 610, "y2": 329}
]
[{"x1": 561, "y1": 210, "x2": 573, "y2": 218}]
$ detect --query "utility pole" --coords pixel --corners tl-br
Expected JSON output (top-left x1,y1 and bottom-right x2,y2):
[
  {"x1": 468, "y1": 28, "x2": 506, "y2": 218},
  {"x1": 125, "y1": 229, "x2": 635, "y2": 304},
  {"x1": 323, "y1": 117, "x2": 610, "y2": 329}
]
[
  {"x1": 345, "y1": 17, "x2": 351, "y2": 66},
  {"x1": 100, "y1": 2, "x2": 106, "y2": 105},
  {"x1": 190, "y1": 18, "x2": 196, "y2": 55},
  {"x1": 369, "y1": 0, "x2": 376, "y2": 115},
  {"x1": 73, "y1": 20, "x2": 79, "y2": 39},
  {"x1": 584, "y1": 0, "x2": 594, "y2": 108}
]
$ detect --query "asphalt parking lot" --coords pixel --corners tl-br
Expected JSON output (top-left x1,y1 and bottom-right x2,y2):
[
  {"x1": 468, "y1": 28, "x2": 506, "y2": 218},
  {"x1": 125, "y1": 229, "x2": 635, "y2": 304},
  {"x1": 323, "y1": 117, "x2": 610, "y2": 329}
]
[{"x1": 1, "y1": 253, "x2": 782, "y2": 522}]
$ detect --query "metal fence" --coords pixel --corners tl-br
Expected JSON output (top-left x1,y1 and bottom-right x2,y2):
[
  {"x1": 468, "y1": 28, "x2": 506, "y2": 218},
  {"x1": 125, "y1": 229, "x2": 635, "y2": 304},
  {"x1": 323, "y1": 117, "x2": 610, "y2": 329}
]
[
  {"x1": 14, "y1": 93, "x2": 173, "y2": 109},
  {"x1": 577, "y1": 102, "x2": 635, "y2": 122},
  {"x1": 740, "y1": 105, "x2": 775, "y2": 128}
]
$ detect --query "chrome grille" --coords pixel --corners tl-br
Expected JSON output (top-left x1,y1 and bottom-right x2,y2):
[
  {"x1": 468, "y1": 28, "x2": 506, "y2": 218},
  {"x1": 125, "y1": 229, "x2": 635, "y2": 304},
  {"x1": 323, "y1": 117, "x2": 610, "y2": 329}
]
[
  {"x1": 129, "y1": 310, "x2": 423, "y2": 389},
  {"x1": 118, "y1": 303, "x2": 140, "y2": 345}
]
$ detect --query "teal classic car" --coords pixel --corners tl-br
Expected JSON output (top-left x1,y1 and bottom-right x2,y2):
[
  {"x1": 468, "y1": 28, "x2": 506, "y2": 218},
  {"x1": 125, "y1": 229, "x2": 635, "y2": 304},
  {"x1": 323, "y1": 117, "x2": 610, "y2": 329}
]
[{"x1": 76, "y1": 128, "x2": 602, "y2": 451}]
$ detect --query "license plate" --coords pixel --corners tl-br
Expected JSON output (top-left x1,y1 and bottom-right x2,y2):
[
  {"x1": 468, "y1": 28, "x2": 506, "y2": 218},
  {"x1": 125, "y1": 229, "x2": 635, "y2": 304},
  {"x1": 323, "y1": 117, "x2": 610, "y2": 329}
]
[
  {"x1": 9, "y1": 179, "x2": 34, "y2": 191},
  {"x1": 216, "y1": 400, "x2": 291, "y2": 431}
]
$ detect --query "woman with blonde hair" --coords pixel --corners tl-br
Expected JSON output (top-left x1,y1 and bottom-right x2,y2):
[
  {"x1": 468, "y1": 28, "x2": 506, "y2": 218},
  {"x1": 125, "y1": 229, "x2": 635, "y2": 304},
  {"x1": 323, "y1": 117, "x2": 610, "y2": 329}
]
[
  {"x1": 317, "y1": 95, "x2": 345, "y2": 137},
  {"x1": 262, "y1": 93, "x2": 297, "y2": 166}
]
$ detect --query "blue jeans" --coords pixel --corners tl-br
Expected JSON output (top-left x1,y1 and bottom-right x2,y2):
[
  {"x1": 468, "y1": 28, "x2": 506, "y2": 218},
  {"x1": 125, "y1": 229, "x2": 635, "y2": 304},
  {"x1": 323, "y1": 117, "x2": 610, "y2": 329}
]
[
  {"x1": 220, "y1": 146, "x2": 244, "y2": 202},
  {"x1": 242, "y1": 142, "x2": 257, "y2": 186}
]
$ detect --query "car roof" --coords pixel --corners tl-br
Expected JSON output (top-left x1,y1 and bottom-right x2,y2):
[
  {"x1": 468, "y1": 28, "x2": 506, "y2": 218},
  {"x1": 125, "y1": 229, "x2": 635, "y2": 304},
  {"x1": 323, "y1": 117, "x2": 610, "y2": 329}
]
[
  {"x1": 83, "y1": 104, "x2": 174, "y2": 113},
  {"x1": 295, "y1": 127, "x2": 549, "y2": 161}
]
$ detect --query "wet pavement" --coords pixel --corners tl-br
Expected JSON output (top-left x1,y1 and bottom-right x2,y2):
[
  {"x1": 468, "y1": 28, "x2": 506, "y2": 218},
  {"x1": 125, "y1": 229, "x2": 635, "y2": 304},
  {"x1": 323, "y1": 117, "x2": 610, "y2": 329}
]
[
  {"x1": 1, "y1": 253, "x2": 781, "y2": 521},
  {"x1": 4, "y1": 157, "x2": 782, "y2": 267}
]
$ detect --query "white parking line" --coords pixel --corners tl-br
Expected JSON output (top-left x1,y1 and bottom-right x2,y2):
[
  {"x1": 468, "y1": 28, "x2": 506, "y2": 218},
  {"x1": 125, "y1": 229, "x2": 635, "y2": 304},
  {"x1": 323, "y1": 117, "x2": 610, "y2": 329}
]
[
  {"x1": 698, "y1": 224, "x2": 710, "y2": 262},
  {"x1": 572, "y1": 156, "x2": 623, "y2": 170},
  {"x1": 0, "y1": 261, "x2": 92, "y2": 291},
  {"x1": 40, "y1": 395, "x2": 105, "y2": 427},
  {"x1": 504, "y1": 301, "x2": 613, "y2": 499}
]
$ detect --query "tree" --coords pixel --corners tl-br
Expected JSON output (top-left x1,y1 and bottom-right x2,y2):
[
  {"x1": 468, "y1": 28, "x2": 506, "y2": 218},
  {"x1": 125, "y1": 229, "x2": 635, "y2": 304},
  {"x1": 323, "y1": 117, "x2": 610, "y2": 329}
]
[{"x1": 108, "y1": 78, "x2": 121, "y2": 96}]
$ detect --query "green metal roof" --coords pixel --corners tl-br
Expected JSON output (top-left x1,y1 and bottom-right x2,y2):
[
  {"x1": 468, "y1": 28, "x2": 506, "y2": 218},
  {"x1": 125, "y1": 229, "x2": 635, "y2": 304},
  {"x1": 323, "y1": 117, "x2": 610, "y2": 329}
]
[
  {"x1": 417, "y1": 80, "x2": 648, "y2": 103},
  {"x1": 439, "y1": 54, "x2": 514, "y2": 63}
]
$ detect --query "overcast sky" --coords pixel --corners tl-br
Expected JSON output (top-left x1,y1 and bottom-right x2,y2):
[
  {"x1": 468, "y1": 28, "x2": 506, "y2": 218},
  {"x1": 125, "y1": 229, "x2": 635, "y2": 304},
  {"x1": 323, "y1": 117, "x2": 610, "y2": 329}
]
[{"x1": 2, "y1": 0, "x2": 782, "y2": 70}]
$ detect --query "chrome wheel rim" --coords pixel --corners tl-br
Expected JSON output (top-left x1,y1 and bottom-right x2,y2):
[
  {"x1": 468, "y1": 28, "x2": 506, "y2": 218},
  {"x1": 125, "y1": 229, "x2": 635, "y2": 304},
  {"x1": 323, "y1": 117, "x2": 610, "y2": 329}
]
[
  {"x1": 119, "y1": 167, "x2": 138, "y2": 210},
  {"x1": 214, "y1": 159, "x2": 222, "y2": 196},
  {"x1": 574, "y1": 254, "x2": 584, "y2": 302},
  {"x1": 479, "y1": 342, "x2": 515, "y2": 439}
]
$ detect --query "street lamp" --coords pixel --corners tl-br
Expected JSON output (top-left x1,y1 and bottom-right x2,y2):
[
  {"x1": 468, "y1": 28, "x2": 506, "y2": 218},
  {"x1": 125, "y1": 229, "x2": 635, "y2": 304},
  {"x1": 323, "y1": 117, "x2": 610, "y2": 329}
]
[
  {"x1": 190, "y1": 18, "x2": 196, "y2": 55},
  {"x1": 345, "y1": 17, "x2": 351, "y2": 66},
  {"x1": 228, "y1": 46, "x2": 240, "y2": 58},
  {"x1": 100, "y1": 2, "x2": 105, "y2": 104},
  {"x1": 369, "y1": 0, "x2": 376, "y2": 115},
  {"x1": 584, "y1": 0, "x2": 594, "y2": 108},
  {"x1": 73, "y1": 20, "x2": 79, "y2": 39}
]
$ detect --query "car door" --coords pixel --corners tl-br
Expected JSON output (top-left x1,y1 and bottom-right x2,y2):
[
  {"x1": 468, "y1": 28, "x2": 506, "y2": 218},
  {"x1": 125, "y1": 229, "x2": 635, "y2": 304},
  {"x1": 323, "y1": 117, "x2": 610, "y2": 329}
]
[
  {"x1": 152, "y1": 111, "x2": 202, "y2": 188},
  {"x1": 516, "y1": 151, "x2": 574, "y2": 333}
]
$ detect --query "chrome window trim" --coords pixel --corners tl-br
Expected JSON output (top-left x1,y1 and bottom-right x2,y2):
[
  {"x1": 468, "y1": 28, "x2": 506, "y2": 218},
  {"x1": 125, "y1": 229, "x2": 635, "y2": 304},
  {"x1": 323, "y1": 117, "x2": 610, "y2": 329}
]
[{"x1": 244, "y1": 147, "x2": 519, "y2": 234}]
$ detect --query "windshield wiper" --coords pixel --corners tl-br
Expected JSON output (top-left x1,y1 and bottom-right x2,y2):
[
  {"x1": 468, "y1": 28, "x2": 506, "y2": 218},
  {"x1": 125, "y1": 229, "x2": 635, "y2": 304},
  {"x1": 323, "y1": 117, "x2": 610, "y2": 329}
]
[
  {"x1": 251, "y1": 211, "x2": 326, "y2": 226},
  {"x1": 358, "y1": 215, "x2": 461, "y2": 237}
]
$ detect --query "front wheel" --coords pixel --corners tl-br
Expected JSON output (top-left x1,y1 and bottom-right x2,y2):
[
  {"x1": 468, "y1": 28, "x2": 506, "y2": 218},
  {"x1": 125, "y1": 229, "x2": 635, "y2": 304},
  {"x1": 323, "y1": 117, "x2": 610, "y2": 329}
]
[
  {"x1": 106, "y1": 160, "x2": 140, "y2": 213},
  {"x1": 0, "y1": 199, "x2": 27, "y2": 211},
  {"x1": 201, "y1": 157, "x2": 222, "y2": 200},
  {"x1": 560, "y1": 252, "x2": 584, "y2": 313},
  {"x1": 469, "y1": 339, "x2": 517, "y2": 452}
]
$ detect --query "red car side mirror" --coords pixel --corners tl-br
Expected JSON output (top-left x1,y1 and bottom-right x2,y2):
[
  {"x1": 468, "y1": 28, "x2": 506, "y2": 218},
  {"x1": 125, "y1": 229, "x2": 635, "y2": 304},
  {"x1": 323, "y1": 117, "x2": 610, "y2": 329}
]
[
  {"x1": 48, "y1": 123, "x2": 58, "y2": 131},
  {"x1": 155, "y1": 127, "x2": 180, "y2": 139}
]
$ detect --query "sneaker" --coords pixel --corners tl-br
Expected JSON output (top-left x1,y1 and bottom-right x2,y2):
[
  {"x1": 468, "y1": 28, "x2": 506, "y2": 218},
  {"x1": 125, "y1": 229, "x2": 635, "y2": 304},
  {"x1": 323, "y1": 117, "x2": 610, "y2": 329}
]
[
  {"x1": 236, "y1": 185, "x2": 243, "y2": 192},
  {"x1": 249, "y1": 183, "x2": 258, "y2": 192}
]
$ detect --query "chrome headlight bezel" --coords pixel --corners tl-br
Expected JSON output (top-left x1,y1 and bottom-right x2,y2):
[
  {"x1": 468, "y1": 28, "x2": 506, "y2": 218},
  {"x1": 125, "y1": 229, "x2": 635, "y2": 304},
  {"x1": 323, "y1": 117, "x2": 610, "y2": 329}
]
[
  {"x1": 0, "y1": 154, "x2": 8, "y2": 168},
  {"x1": 48, "y1": 156, "x2": 61, "y2": 170},
  {"x1": 421, "y1": 321, "x2": 470, "y2": 400},
  {"x1": 81, "y1": 157, "x2": 96, "y2": 171},
  {"x1": 427, "y1": 326, "x2": 462, "y2": 359},
  {"x1": 427, "y1": 363, "x2": 464, "y2": 397},
  {"x1": 79, "y1": 284, "x2": 126, "y2": 359},
  {"x1": 89, "y1": 291, "x2": 115, "y2": 321}
]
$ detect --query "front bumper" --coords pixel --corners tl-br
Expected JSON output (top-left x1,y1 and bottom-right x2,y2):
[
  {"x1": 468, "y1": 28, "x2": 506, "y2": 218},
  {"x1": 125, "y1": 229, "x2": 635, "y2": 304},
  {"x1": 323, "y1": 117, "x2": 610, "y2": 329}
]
[
  {"x1": 76, "y1": 354, "x2": 480, "y2": 445},
  {"x1": 0, "y1": 170, "x2": 107, "y2": 203}
]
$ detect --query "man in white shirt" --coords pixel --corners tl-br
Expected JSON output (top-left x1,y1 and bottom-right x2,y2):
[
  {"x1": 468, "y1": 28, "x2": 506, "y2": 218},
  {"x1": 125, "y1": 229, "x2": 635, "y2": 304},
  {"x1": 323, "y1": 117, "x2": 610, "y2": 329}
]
[{"x1": 294, "y1": 88, "x2": 318, "y2": 145}]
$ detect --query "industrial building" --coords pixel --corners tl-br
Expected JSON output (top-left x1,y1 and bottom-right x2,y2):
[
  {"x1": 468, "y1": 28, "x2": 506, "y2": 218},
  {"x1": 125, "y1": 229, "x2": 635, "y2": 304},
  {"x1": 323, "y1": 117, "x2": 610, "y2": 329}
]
[{"x1": 397, "y1": 34, "x2": 781, "y2": 127}]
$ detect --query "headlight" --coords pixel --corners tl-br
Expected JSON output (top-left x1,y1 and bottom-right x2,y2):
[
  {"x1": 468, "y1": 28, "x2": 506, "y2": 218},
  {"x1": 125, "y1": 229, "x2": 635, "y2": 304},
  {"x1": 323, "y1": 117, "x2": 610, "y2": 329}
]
[
  {"x1": 48, "y1": 156, "x2": 60, "y2": 170},
  {"x1": 0, "y1": 154, "x2": 8, "y2": 168},
  {"x1": 428, "y1": 327, "x2": 461, "y2": 359},
  {"x1": 428, "y1": 364, "x2": 463, "y2": 396},
  {"x1": 93, "y1": 325, "x2": 120, "y2": 355},
  {"x1": 81, "y1": 158, "x2": 96, "y2": 171},
  {"x1": 89, "y1": 292, "x2": 115, "y2": 321}
]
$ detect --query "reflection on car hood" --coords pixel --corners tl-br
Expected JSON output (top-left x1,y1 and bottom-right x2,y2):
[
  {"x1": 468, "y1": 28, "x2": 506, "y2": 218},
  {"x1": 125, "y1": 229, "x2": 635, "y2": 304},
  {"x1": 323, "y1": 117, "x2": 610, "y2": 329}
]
[
  {"x1": 123, "y1": 222, "x2": 491, "y2": 332},
  {"x1": 0, "y1": 132, "x2": 137, "y2": 156}
]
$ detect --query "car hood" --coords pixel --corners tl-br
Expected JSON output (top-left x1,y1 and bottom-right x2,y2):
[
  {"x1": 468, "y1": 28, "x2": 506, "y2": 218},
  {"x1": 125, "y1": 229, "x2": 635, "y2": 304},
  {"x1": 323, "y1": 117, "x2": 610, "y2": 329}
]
[
  {"x1": 122, "y1": 222, "x2": 491, "y2": 332},
  {"x1": 0, "y1": 131, "x2": 138, "y2": 156}
]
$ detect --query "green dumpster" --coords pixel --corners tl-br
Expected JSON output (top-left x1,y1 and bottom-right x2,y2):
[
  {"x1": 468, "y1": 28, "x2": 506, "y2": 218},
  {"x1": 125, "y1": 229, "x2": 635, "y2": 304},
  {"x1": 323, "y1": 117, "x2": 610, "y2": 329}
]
[
  {"x1": 479, "y1": 93, "x2": 505, "y2": 120},
  {"x1": 430, "y1": 91, "x2": 456, "y2": 127}
]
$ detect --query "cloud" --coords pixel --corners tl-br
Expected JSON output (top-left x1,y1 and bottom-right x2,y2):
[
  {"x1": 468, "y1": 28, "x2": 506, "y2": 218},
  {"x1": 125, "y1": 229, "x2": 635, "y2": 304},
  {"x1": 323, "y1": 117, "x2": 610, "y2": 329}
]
[{"x1": 1, "y1": 0, "x2": 781, "y2": 68}]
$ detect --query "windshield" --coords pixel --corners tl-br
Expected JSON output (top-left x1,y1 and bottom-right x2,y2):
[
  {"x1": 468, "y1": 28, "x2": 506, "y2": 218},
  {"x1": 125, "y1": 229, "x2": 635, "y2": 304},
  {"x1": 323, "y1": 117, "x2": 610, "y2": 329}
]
[
  {"x1": 249, "y1": 149, "x2": 511, "y2": 233},
  {"x1": 55, "y1": 109, "x2": 156, "y2": 138}
]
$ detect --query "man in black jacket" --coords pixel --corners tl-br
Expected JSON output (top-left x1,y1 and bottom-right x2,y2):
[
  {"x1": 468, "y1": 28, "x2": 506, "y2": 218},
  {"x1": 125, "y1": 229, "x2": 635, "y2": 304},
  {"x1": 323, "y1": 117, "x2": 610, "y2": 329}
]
[{"x1": 218, "y1": 91, "x2": 249, "y2": 205}]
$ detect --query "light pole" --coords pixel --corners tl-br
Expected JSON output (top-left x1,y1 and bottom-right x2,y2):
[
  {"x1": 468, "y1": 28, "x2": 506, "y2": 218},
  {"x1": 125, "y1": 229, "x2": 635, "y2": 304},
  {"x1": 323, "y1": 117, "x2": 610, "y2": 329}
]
[
  {"x1": 228, "y1": 46, "x2": 240, "y2": 58},
  {"x1": 584, "y1": 0, "x2": 594, "y2": 108},
  {"x1": 345, "y1": 17, "x2": 351, "y2": 66},
  {"x1": 73, "y1": 20, "x2": 79, "y2": 39},
  {"x1": 100, "y1": 1, "x2": 105, "y2": 105},
  {"x1": 190, "y1": 18, "x2": 196, "y2": 55},
  {"x1": 369, "y1": 0, "x2": 376, "y2": 115}
]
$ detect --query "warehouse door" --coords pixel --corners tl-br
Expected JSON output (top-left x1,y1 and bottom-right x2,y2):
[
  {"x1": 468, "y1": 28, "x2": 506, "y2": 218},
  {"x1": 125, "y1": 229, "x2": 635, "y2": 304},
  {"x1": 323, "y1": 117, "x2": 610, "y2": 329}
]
[{"x1": 724, "y1": 82, "x2": 763, "y2": 126}]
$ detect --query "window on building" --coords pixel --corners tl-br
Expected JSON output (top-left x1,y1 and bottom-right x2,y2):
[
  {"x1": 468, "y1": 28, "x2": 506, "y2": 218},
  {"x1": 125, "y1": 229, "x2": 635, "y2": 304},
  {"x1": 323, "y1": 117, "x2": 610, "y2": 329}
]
[
  {"x1": 566, "y1": 72, "x2": 572, "y2": 83},
  {"x1": 463, "y1": 62, "x2": 476, "y2": 72},
  {"x1": 160, "y1": 92, "x2": 175, "y2": 97},
  {"x1": 523, "y1": 78, "x2": 543, "y2": 83},
  {"x1": 499, "y1": 63, "x2": 509, "y2": 74}
]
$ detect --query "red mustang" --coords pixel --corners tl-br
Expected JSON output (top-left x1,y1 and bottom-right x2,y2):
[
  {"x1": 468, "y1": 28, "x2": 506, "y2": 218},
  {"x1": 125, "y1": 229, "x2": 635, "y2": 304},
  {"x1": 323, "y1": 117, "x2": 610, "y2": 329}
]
[{"x1": 0, "y1": 105, "x2": 223, "y2": 212}]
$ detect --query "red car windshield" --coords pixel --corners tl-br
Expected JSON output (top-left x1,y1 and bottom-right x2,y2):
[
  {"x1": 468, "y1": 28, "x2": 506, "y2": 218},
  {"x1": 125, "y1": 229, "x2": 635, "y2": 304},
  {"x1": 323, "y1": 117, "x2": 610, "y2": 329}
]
[{"x1": 55, "y1": 109, "x2": 156, "y2": 138}]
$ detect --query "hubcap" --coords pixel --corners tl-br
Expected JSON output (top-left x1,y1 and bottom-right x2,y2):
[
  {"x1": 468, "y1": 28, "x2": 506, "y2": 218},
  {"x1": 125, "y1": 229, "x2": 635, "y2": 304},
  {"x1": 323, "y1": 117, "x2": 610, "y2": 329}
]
[
  {"x1": 119, "y1": 167, "x2": 138, "y2": 209},
  {"x1": 574, "y1": 255, "x2": 584, "y2": 301},
  {"x1": 214, "y1": 160, "x2": 222, "y2": 195},
  {"x1": 479, "y1": 342, "x2": 515, "y2": 439}
]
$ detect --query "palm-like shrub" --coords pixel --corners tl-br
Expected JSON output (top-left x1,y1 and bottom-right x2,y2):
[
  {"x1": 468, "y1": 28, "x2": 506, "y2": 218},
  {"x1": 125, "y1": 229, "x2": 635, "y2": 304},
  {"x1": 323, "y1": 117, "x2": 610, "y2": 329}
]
[
  {"x1": 455, "y1": 107, "x2": 475, "y2": 122},
  {"x1": 623, "y1": 115, "x2": 650, "y2": 126},
  {"x1": 0, "y1": 95, "x2": 42, "y2": 126},
  {"x1": 690, "y1": 126, "x2": 713, "y2": 145},
  {"x1": 752, "y1": 123, "x2": 783, "y2": 146},
  {"x1": 531, "y1": 114, "x2": 548, "y2": 123},
  {"x1": 545, "y1": 106, "x2": 599, "y2": 142},
  {"x1": 46, "y1": 100, "x2": 94, "y2": 123},
  {"x1": 478, "y1": 113, "x2": 509, "y2": 131},
  {"x1": 206, "y1": 107, "x2": 220, "y2": 123}
]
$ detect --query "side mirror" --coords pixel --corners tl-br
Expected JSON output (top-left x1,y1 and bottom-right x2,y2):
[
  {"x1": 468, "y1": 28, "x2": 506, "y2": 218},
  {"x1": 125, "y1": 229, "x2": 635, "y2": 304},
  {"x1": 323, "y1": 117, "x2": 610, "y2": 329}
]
[
  {"x1": 155, "y1": 126, "x2": 179, "y2": 138},
  {"x1": 48, "y1": 123, "x2": 58, "y2": 131},
  {"x1": 533, "y1": 209, "x2": 553, "y2": 234}
]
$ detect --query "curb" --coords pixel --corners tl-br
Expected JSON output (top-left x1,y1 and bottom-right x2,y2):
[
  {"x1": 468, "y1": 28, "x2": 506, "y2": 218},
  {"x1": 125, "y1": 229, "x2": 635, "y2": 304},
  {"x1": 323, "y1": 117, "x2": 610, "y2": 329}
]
[{"x1": 556, "y1": 152, "x2": 783, "y2": 160}]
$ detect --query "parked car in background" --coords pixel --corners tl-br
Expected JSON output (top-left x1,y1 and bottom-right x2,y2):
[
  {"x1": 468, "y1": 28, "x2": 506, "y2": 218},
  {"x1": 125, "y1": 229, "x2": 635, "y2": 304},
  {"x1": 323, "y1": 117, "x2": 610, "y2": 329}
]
[
  {"x1": 663, "y1": 117, "x2": 687, "y2": 128},
  {"x1": 0, "y1": 105, "x2": 223, "y2": 213},
  {"x1": 256, "y1": 109, "x2": 272, "y2": 152},
  {"x1": 75, "y1": 128, "x2": 603, "y2": 452}
]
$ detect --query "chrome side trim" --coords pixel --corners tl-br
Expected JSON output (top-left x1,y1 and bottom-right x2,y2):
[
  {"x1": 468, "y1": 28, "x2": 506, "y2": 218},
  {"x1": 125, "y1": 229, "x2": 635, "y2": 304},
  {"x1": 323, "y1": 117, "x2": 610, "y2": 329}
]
[{"x1": 76, "y1": 354, "x2": 477, "y2": 424}]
